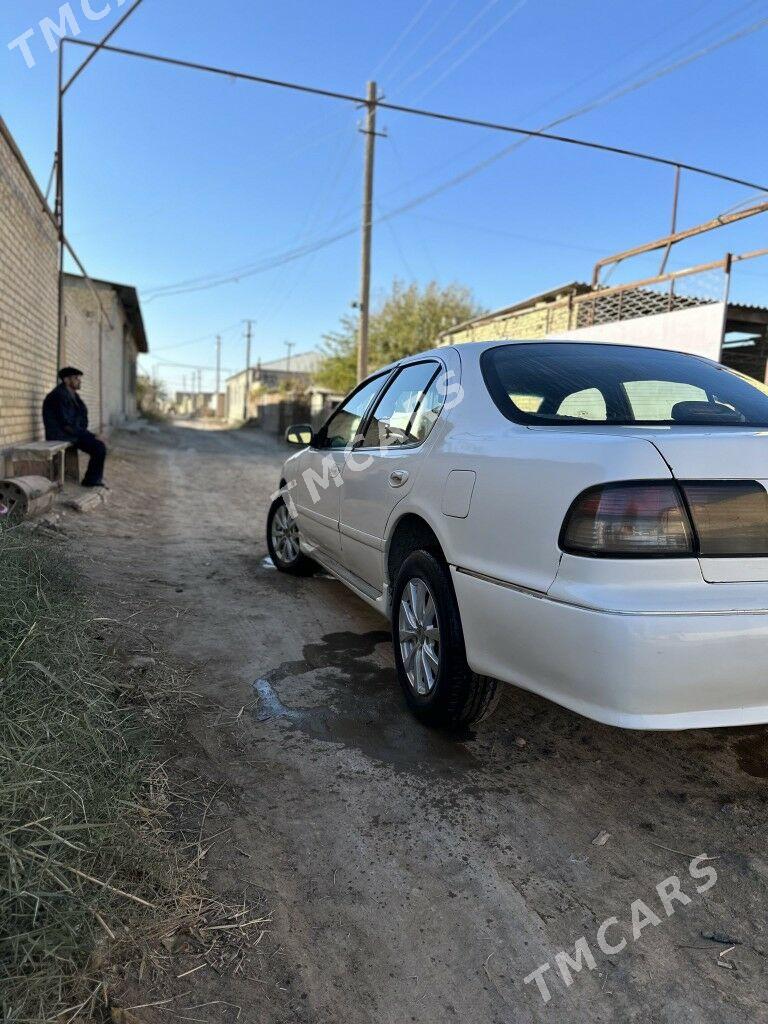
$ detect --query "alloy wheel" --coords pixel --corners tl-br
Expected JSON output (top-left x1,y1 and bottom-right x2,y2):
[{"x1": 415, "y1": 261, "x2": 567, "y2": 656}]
[
  {"x1": 398, "y1": 577, "x2": 440, "y2": 696},
  {"x1": 271, "y1": 503, "x2": 300, "y2": 564}
]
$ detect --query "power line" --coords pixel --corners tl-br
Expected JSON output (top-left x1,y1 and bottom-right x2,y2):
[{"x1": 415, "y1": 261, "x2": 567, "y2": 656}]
[
  {"x1": 378, "y1": 200, "x2": 417, "y2": 279},
  {"x1": 371, "y1": 0, "x2": 766, "y2": 255},
  {"x1": 408, "y1": 212, "x2": 607, "y2": 254},
  {"x1": 151, "y1": 322, "x2": 242, "y2": 353},
  {"x1": 372, "y1": 0, "x2": 437, "y2": 78},
  {"x1": 65, "y1": 37, "x2": 768, "y2": 192},
  {"x1": 255, "y1": 131, "x2": 359, "y2": 331},
  {"x1": 77, "y1": 11, "x2": 768, "y2": 305},
  {"x1": 385, "y1": 0, "x2": 464, "y2": 86},
  {"x1": 395, "y1": 0, "x2": 505, "y2": 92},
  {"x1": 149, "y1": 357, "x2": 237, "y2": 371},
  {"x1": 411, "y1": 0, "x2": 528, "y2": 101},
  {"x1": 510, "y1": 0, "x2": 758, "y2": 129},
  {"x1": 540, "y1": 5, "x2": 768, "y2": 134}
]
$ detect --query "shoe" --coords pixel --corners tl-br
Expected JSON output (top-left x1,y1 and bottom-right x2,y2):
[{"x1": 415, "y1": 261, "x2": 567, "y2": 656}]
[{"x1": 82, "y1": 480, "x2": 109, "y2": 489}]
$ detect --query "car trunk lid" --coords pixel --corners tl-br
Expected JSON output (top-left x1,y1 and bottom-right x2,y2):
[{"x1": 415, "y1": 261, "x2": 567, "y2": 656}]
[{"x1": 647, "y1": 428, "x2": 768, "y2": 582}]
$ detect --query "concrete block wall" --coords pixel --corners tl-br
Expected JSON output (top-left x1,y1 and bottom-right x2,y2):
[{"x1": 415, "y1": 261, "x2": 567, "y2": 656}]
[
  {"x1": 0, "y1": 118, "x2": 59, "y2": 461},
  {"x1": 447, "y1": 302, "x2": 573, "y2": 344}
]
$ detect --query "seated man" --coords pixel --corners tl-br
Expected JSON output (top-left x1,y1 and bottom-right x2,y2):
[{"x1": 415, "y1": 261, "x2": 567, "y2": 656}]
[{"x1": 42, "y1": 367, "x2": 108, "y2": 488}]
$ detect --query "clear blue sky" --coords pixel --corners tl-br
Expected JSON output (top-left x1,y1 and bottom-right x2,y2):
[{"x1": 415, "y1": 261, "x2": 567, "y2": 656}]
[{"x1": 2, "y1": 0, "x2": 768, "y2": 394}]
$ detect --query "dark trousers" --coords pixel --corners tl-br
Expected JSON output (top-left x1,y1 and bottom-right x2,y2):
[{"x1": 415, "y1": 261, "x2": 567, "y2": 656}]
[{"x1": 77, "y1": 432, "x2": 107, "y2": 486}]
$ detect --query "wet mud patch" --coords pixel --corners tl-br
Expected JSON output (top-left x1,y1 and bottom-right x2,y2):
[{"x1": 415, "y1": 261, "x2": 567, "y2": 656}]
[
  {"x1": 734, "y1": 730, "x2": 768, "y2": 779},
  {"x1": 251, "y1": 630, "x2": 477, "y2": 772},
  {"x1": 257, "y1": 557, "x2": 335, "y2": 581}
]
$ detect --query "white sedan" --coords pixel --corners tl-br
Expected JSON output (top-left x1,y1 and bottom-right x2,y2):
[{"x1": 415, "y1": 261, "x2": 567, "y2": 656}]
[{"x1": 267, "y1": 340, "x2": 768, "y2": 731}]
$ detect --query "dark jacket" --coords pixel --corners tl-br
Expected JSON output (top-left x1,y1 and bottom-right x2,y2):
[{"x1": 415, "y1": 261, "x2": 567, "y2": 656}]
[{"x1": 42, "y1": 383, "x2": 89, "y2": 442}]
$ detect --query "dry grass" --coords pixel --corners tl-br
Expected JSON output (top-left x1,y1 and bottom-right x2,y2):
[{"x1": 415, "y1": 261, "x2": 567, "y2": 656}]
[{"x1": 0, "y1": 523, "x2": 261, "y2": 1021}]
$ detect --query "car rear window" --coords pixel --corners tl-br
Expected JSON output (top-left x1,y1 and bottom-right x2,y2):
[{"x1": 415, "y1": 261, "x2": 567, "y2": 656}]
[{"x1": 481, "y1": 342, "x2": 768, "y2": 427}]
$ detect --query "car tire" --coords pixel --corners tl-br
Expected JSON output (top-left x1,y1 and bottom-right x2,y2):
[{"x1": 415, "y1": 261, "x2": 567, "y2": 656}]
[
  {"x1": 392, "y1": 550, "x2": 500, "y2": 730},
  {"x1": 266, "y1": 495, "x2": 316, "y2": 576}
]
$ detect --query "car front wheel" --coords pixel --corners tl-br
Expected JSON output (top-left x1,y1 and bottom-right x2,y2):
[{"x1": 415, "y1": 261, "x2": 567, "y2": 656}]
[
  {"x1": 266, "y1": 495, "x2": 316, "y2": 576},
  {"x1": 392, "y1": 550, "x2": 500, "y2": 729}
]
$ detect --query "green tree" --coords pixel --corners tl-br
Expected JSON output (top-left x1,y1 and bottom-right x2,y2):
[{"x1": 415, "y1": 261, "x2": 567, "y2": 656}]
[
  {"x1": 136, "y1": 374, "x2": 168, "y2": 417},
  {"x1": 315, "y1": 280, "x2": 484, "y2": 393}
]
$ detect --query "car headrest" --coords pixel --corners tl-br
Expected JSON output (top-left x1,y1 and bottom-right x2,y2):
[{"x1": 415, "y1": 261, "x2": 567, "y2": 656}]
[{"x1": 670, "y1": 401, "x2": 745, "y2": 423}]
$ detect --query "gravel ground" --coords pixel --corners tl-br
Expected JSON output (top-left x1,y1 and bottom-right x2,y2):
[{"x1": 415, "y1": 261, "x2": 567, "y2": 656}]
[{"x1": 62, "y1": 420, "x2": 768, "y2": 1024}]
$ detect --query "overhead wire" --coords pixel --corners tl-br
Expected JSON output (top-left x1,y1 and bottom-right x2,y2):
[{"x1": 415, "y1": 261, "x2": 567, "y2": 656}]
[
  {"x1": 372, "y1": 0, "x2": 437, "y2": 78},
  {"x1": 66, "y1": 36, "x2": 767, "y2": 193},
  {"x1": 150, "y1": 322, "x2": 242, "y2": 353},
  {"x1": 411, "y1": 0, "x2": 529, "y2": 101},
  {"x1": 394, "y1": 0, "x2": 505, "y2": 93},
  {"x1": 254, "y1": 125, "x2": 360, "y2": 330},
  {"x1": 74, "y1": 5, "x2": 768, "y2": 303}
]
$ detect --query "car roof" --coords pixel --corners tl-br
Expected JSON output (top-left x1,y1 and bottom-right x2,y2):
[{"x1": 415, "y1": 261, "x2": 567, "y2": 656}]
[
  {"x1": 381, "y1": 339, "x2": 720, "y2": 372},
  {"x1": 377, "y1": 339, "x2": 513, "y2": 371}
]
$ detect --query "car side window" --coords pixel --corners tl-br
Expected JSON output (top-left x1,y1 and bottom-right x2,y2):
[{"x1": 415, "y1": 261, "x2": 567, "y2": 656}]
[
  {"x1": 361, "y1": 362, "x2": 442, "y2": 448},
  {"x1": 321, "y1": 374, "x2": 388, "y2": 449}
]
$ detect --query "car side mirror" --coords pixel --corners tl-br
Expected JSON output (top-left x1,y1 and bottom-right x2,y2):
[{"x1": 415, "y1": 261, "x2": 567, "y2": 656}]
[{"x1": 285, "y1": 423, "x2": 314, "y2": 446}]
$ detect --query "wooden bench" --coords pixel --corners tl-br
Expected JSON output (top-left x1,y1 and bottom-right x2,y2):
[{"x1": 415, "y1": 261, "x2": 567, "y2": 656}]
[{"x1": 9, "y1": 441, "x2": 80, "y2": 488}]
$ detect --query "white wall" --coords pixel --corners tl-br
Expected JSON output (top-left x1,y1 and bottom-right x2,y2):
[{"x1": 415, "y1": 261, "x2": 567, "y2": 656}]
[
  {"x1": 64, "y1": 279, "x2": 140, "y2": 432},
  {"x1": 548, "y1": 302, "x2": 726, "y2": 361}
]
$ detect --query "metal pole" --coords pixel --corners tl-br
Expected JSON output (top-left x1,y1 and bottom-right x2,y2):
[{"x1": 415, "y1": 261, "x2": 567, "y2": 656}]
[
  {"x1": 98, "y1": 315, "x2": 104, "y2": 432},
  {"x1": 55, "y1": 43, "x2": 65, "y2": 377},
  {"x1": 215, "y1": 335, "x2": 221, "y2": 396},
  {"x1": 357, "y1": 81, "x2": 378, "y2": 383},
  {"x1": 243, "y1": 320, "x2": 253, "y2": 421},
  {"x1": 62, "y1": 0, "x2": 146, "y2": 94},
  {"x1": 662, "y1": 165, "x2": 681, "y2": 310},
  {"x1": 719, "y1": 253, "x2": 733, "y2": 362},
  {"x1": 285, "y1": 340, "x2": 294, "y2": 374}
]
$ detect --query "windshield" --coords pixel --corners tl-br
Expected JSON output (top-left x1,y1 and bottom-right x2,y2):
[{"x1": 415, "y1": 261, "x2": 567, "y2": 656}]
[{"x1": 481, "y1": 343, "x2": 768, "y2": 427}]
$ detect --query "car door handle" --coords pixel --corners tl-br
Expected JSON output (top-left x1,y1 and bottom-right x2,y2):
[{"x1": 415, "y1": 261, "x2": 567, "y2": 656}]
[{"x1": 389, "y1": 470, "x2": 409, "y2": 487}]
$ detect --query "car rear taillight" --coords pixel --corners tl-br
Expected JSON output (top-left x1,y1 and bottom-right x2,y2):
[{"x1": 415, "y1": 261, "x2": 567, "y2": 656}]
[
  {"x1": 562, "y1": 480, "x2": 768, "y2": 558},
  {"x1": 681, "y1": 481, "x2": 768, "y2": 556},
  {"x1": 561, "y1": 482, "x2": 694, "y2": 557}
]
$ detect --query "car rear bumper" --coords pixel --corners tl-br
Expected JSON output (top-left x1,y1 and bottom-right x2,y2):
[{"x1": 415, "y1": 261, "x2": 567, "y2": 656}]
[{"x1": 451, "y1": 566, "x2": 768, "y2": 730}]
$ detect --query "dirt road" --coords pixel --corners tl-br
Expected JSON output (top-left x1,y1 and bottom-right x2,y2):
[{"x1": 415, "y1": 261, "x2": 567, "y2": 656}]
[{"x1": 64, "y1": 421, "x2": 768, "y2": 1023}]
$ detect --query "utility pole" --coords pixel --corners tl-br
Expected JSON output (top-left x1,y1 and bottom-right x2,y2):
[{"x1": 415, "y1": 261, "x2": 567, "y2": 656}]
[
  {"x1": 243, "y1": 320, "x2": 253, "y2": 421},
  {"x1": 357, "y1": 80, "x2": 379, "y2": 383},
  {"x1": 215, "y1": 335, "x2": 222, "y2": 416},
  {"x1": 285, "y1": 341, "x2": 295, "y2": 375}
]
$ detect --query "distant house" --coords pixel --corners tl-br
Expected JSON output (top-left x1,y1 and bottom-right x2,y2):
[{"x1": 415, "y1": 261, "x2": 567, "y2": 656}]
[
  {"x1": 439, "y1": 281, "x2": 768, "y2": 382},
  {"x1": 225, "y1": 350, "x2": 321, "y2": 422},
  {"x1": 173, "y1": 391, "x2": 218, "y2": 417}
]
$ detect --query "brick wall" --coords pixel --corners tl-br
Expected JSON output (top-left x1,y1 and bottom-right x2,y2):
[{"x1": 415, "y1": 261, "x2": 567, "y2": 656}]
[
  {"x1": 0, "y1": 118, "x2": 59, "y2": 458},
  {"x1": 0, "y1": 119, "x2": 142, "y2": 477},
  {"x1": 62, "y1": 288, "x2": 99, "y2": 423},
  {"x1": 446, "y1": 302, "x2": 574, "y2": 344}
]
